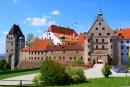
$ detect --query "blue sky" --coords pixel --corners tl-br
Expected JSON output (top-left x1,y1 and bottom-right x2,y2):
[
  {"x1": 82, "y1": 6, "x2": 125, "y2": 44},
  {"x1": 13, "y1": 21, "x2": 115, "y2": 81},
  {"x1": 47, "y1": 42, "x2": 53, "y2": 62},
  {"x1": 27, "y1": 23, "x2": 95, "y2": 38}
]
[{"x1": 0, "y1": 0, "x2": 130, "y2": 54}]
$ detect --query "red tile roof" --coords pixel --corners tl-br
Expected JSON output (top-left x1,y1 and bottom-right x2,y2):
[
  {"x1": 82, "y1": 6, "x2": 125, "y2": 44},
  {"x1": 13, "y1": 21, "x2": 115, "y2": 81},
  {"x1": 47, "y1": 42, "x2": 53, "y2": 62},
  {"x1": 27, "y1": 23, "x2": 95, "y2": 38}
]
[
  {"x1": 78, "y1": 33, "x2": 85, "y2": 43},
  {"x1": 117, "y1": 28, "x2": 130, "y2": 39},
  {"x1": 46, "y1": 45, "x2": 83, "y2": 51},
  {"x1": 47, "y1": 25, "x2": 79, "y2": 42},
  {"x1": 21, "y1": 47, "x2": 30, "y2": 51},
  {"x1": 29, "y1": 39, "x2": 51, "y2": 51}
]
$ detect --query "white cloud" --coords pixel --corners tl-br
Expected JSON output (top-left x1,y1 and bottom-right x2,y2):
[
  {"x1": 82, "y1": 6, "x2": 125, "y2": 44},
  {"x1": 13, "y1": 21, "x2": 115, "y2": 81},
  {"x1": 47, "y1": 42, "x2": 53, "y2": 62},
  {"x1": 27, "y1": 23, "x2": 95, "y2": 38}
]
[
  {"x1": 0, "y1": 38, "x2": 6, "y2": 54},
  {"x1": 3, "y1": 31, "x2": 8, "y2": 35},
  {"x1": 50, "y1": 10, "x2": 60, "y2": 15},
  {"x1": 36, "y1": 30, "x2": 42, "y2": 33},
  {"x1": 23, "y1": 15, "x2": 56, "y2": 26},
  {"x1": 13, "y1": 0, "x2": 17, "y2": 3},
  {"x1": 48, "y1": 21, "x2": 56, "y2": 26}
]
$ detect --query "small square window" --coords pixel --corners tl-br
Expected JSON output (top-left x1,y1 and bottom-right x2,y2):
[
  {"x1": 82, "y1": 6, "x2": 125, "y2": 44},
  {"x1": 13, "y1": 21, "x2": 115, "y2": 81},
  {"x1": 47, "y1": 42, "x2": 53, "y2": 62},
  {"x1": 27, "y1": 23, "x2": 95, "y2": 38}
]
[
  {"x1": 63, "y1": 57, "x2": 65, "y2": 59},
  {"x1": 63, "y1": 51, "x2": 65, "y2": 53},
  {"x1": 127, "y1": 47, "x2": 129, "y2": 49},
  {"x1": 91, "y1": 33, "x2": 94, "y2": 36},
  {"x1": 110, "y1": 39, "x2": 112, "y2": 42},
  {"x1": 102, "y1": 27, "x2": 105, "y2": 30},
  {"x1": 74, "y1": 57, "x2": 76, "y2": 60},
  {"x1": 96, "y1": 27, "x2": 98, "y2": 30},
  {"x1": 54, "y1": 56, "x2": 56, "y2": 59},
  {"x1": 59, "y1": 57, "x2": 61, "y2": 59},
  {"x1": 51, "y1": 51, "x2": 53, "y2": 53},
  {"x1": 76, "y1": 51, "x2": 78, "y2": 53},
  {"x1": 111, "y1": 46, "x2": 113, "y2": 49},
  {"x1": 127, "y1": 41, "x2": 129, "y2": 43},
  {"x1": 70, "y1": 57, "x2": 72, "y2": 60},
  {"x1": 121, "y1": 41, "x2": 123, "y2": 43},
  {"x1": 96, "y1": 39, "x2": 98, "y2": 42},
  {"x1": 88, "y1": 52, "x2": 91, "y2": 56},
  {"x1": 96, "y1": 45, "x2": 98, "y2": 49},
  {"x1": 81, "y1": 57, "x2": 83, "y2": 60},
  {"x1": 99, "y1": 22, "x2": 101, "y2": 25},
  {"x1": 121, "y1": 47, "x2": 123, "y2": 49},
  {"x1": 88, "y1": 39, "x2": 90, "y2": 43},
  {"x1": 99, "y1": 33, "x2": 102, "y2": 36},
  {"x1": 121, "y1": 53, "x2": 123, "y2": 55},
  {"x1": 107, "y1": 33, "x2": 110, "y2": 36},
  {"x1": 102, "y1": 39, "x2": 104, "y2": 42}
]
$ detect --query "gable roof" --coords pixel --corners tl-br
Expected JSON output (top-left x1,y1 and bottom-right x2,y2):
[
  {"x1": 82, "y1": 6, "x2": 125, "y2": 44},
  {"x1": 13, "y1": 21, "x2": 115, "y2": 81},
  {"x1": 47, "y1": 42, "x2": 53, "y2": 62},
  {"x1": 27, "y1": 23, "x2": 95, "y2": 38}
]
[
  {"x1": 46, "y1": 45, "x2": 83, "y2": 51},
  {"x1": 118, "y1": 28, "x2": 130, "y2": 39},
  {"x1": 47, "y1": 25, "x2": 78, "y2": 36},
  {"x1": 8, "y1": 24, "x2": 24, "y2": 38},
  {"x1": 29, "y1": 39, "x2": 51, "y2": 51}
]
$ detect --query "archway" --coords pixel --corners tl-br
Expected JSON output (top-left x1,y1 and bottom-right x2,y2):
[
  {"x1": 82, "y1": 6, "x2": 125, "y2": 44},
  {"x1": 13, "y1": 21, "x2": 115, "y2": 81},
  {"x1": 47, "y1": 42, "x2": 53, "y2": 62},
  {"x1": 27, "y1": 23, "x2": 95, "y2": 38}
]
[{"x1": 97, "y1": 56, "x2": 103, "y2": 63}]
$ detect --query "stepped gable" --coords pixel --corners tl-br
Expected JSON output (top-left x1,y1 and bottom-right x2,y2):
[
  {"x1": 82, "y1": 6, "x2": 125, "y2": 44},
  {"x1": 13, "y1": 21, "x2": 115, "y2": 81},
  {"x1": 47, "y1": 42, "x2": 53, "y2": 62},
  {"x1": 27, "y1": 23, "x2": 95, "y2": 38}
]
[
  {"x1": 29, "y1": 39, "x2": 51, "y2": 51},
  {"x1": 78, "y1": 33, "x2": 85, "y2": 43},
  {"x1": 21, "y1": 47, "x2": 30, "y2": 51},
  {"x1": 8, "y1": 24, "x2": 24, "y2": 39},
  {"x1": 46, "y1": 45, "x2": 83, "y2": 51},
  {"x1": 117, "y1": 28, "x2": 130, "y2": 39}
]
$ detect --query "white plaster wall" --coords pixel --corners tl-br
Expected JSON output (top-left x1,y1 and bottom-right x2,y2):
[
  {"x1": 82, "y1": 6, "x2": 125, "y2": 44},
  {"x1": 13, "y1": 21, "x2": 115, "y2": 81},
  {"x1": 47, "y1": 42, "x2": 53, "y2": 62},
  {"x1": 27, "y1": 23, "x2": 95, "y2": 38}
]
[
  {"x1": 43, "y1": 32, "x2": 60, "y2": 45},
  {"x1": 121, "y1": 40, "x2": 130, "y2": 65}
]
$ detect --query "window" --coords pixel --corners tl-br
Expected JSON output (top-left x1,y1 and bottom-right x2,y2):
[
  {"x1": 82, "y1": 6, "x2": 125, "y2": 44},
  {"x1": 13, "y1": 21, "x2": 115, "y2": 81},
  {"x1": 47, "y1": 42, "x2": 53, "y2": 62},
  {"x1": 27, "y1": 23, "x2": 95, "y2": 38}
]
[
  {"x1": 8, "y1": 38, "x2": 10, "y2": 40},
  {"x1": 96, "y1": 45, "x2": 98, "y2": 49},
  {"x1": 107, "y1": 33, "x2": 110, "y2": 36},
  {"x1": 96, "y1": 39, "x2": 98, "y2": 42},
  {"x1": 35, "y1": 52, "x2": 36, "y2": 55},
  {"x1": 127, "y1": 41, "x2": 129, "y2": 43},
  {"x1": 88, "y1": 45, "x2": 90, "y2": 48},
  {"x1": 70, "y1": 57, "x2": 72, "y2": 60},
  {"x1": 121, "y1": 53, "x2": 123, "y2": 55},
  {"x1": 110, "y1": 39, "x2": 112, "y2": 42},
  {"x1": 102, "y1": 45, "x2": 104, "y2": 49},
  {"x1": 38, "y1": 57, "x2": 39, "y2": 60},
  {"x1": 7, "y1": 50, "x2": 8, "y2": 52},
  {"x1": 121, "y1": 41, "x2": 123, "y2": 43},
  {"x1": 31, "y1": 57, "x2": 33, "y2": 60},
  {"x1": 102, "y1": 27, "x2": 105, "y2": 30},
  {"x1": 99, "y1": 33, "x2": 102, "y2": 36},
  {"x1": 76, "y1": 51, "x2": 78, "y2": 53},
  {"x1": 49, "y1": 33, "x2": 50, "y2": 35},
  {"x1": 127, "y1": 53, "x2": 128, "y2": 55},
  {"x1": 91, "y1": 33, "x2": 94, "y2": 36},
  {"x1": 51, "y1": 51, "x2": 53, "y2": 53},
  {"x1": 88, "y1": 39, "x2": 90, "y2": 43},
  {"x1": 88, "y1": 58, "x2": 90, "y2": 61},
  {"x1": 41, "y1": 57, "x2": 43, "y2": 60},
  {"x1": 49, "y1": 56, "x2": 51, "y2": 59},
  {"x1": 74, "y1": 57, "x2": 76, "y2": 60},
  {"x1": 81, "y1": 57, "x2": 83, "y2": 60},
  {"x1": 111, "y1": 45, "x2": 113, "y2": 49},
  {"x1": 38, "y1": 52, "x2": 39, "y2": 55},
  {"x1": 63, "y1": 57, "x2": 65, "y2": 59},
  {"x1": 35, "y1": 57, "x2": 36, "y2": 60},
  {"x1": 32, "y1": 52, "x2": 33, "y2": 55},
  {"x1": 88, "y1": 52, "x2": 91, "y2": 56},
  {"x1": 11, "y1": 49, "x2": 13, "y2": 52},
  {"x1": 121, "y1": 46, "x2": 123, "y2": 49},
  {"x1": 127, "y1": 47, "x2": 129, "y2": 49},
  {"x1": 99, "y1": 22, "x2": 101, "y2": 25},
  {"x1": 102, "y1": 39, "x2": 104, "y2": 42},
  {"x1": 29, "y1": 57, "x2": 30, "y2": 60},
  {"x1": 54, "y1": 56, "x2": 56, "y2": 59},
  {"x1": 41, "y1": 52, "x2": 43, "y2": 55},
  {"x1": 11, "y1": 43, "x2": 13, "y2": 46},
  {"x1": 63, "y1": 51, "x2": 65, "y2": 53},
  {"x1": 59, "y1": 56, "x2": 61, "y2": 59},
  {"x1": 96, "y1": 27, "x2": 98, "y2": 30}
]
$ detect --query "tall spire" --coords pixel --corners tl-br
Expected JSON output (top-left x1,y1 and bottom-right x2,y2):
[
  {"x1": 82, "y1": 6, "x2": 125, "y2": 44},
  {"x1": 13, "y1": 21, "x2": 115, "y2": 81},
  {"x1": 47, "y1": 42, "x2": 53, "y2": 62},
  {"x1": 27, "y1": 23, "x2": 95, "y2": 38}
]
[{"x1": 98, "y1": 7, "x2": 102, "y2": 15}]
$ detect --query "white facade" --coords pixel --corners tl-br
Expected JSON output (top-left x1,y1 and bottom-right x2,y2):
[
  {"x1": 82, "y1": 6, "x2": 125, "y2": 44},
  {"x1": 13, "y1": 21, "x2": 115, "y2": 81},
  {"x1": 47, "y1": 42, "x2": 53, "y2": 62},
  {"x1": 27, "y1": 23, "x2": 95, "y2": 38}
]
[
  {"x1": 43, "y1": 31, "x2": 60, "y2": 45},
  {"x1": 121, "y1": 39, "x2": 130, "y2": 65}
]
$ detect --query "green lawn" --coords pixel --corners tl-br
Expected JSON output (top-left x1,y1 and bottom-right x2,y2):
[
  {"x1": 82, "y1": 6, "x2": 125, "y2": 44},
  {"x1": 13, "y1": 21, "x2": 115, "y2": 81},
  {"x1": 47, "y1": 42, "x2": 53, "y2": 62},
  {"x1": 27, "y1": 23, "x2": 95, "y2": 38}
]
[
  {"x1": 1, "y1": 77, "x2": 130, "y2": 87},
  {"x1": 0, "y1": 69, "x2": 39, "y2": 80}
]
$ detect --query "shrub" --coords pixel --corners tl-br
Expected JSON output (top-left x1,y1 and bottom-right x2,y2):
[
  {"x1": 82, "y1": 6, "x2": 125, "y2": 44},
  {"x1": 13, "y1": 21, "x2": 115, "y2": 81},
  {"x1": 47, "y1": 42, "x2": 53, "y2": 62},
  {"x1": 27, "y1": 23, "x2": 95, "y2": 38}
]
[
  {"x1": 33, "y1": 73, "x2": 43, "y2": 86},
  {"x1": 74, "y1": 59, "x2": 84, "y2": 64},
  {"x1": 65, "y1": 66, "x2": 86, "y2": 84},
  {"x1": 101, "y1": 65, "x2": 112, "y2": 78},
  {"x1": 40, "y1": 59, "x2": 70, "y2": 86},
  {"x1": 0, "y1": 60, "x2": 10, "y2": 71}
]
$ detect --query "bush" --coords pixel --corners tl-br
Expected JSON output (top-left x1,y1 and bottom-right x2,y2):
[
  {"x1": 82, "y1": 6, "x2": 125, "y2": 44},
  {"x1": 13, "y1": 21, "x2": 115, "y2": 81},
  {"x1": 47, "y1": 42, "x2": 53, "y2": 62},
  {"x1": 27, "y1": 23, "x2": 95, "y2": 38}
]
[
  {"x1": 74, "y1": 59, "x2": 84, "y2": 64},
  {"x1": 0, "y1": 60, "x2": 10, "y2": 71},
  {"x1": 33, "y1": 73, "x2": 43, "y2": 86},
  {"x1": 65, "y1": 66, "x2": 86, "y2": 84},
  {"x1": 40, "y1": 59, "x2": 70, "y2": 86},
  {"x1": 101, "y1": 65, "x2": 112, "y2": 78}
]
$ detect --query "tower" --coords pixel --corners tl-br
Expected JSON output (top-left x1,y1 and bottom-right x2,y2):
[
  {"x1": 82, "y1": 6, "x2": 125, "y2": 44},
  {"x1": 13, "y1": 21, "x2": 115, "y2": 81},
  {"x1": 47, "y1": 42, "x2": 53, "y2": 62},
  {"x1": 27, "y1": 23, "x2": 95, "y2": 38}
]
[{"x1": 5, "y1": 24, "x2": 25, "y2": 70}]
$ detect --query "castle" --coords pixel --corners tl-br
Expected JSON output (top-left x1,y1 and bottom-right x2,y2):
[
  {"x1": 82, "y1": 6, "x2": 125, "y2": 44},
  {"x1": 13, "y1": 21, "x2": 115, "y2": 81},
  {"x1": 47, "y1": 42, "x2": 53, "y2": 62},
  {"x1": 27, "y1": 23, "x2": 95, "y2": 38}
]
[{"x1": 5, "y1": 11, "x2": 130, "y2": 70}]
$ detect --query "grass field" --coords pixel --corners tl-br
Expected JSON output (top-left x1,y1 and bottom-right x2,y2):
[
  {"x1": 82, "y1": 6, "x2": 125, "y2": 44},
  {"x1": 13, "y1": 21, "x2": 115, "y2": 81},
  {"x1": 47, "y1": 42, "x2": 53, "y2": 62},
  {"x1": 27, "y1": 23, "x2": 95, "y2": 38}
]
[
  {"x1": 2, "y1": 77, "x2": 130, "y2": 87},
  {"x1": 0, "y1": 69, "x2": 39, "y2": 80}
]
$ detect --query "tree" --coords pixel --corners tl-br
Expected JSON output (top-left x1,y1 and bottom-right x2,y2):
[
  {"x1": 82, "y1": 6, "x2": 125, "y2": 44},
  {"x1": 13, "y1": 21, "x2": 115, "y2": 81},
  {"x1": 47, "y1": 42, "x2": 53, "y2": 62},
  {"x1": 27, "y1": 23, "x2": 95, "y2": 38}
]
[
  {"x1": 74, "y1": 59, "x2": 84, "y2": 64},
  {"x1": 65, "y1": 66, "x2": 86, "y2": 84},
  {"x1": 40, "y1": 59, "x2": 70, "y2": 86},
  {"x1": 0, "y1": 60, "x2": 10, "y2": 71},
  {"x1": 101, "y1": 65, "x2": 112, "y2": 78},
  {"x1": 26, "y1": 33, "x2": 40, "y2": 46},
  {"x1": 26, "y1": 33, "x2": 34, "y2": 46}
]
